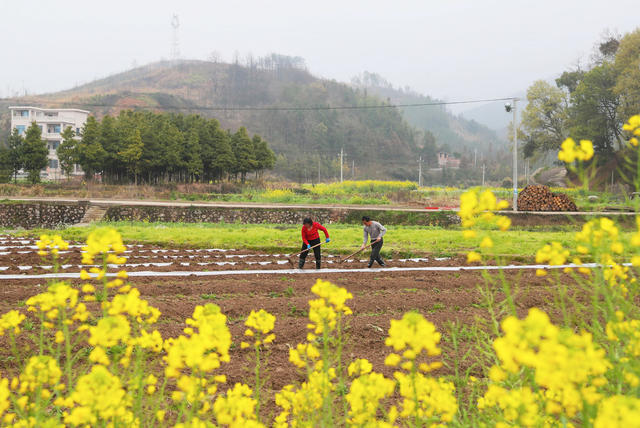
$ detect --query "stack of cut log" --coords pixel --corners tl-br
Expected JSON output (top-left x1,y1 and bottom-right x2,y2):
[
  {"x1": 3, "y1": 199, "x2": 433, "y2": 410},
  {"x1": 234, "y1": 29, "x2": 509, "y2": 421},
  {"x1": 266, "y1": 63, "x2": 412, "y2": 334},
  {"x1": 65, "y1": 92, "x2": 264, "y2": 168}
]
[{"x1": 517, "y1": 185, "x2": 578, "y2": 212}]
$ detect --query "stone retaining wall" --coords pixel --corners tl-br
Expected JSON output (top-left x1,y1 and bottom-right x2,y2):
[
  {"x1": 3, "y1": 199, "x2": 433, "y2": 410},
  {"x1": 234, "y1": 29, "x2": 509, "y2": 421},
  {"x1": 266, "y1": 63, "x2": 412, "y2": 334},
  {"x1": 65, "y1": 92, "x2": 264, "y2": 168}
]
[
  {"x1": 2, "y1": 200, "x2": 632, "y2": 230},
  {"x1": 104, "y1": 205, "x2": 460, "y2": 226},
  {"x1": 0, "y1": 202, "x2": 88, "y2": 229}
]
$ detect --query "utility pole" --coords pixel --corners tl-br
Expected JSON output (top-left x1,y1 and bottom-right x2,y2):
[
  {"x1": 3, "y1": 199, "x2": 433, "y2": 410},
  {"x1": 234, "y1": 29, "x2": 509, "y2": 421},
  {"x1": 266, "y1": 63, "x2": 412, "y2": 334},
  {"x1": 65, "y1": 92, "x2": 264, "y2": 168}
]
[
  {"x1": 340, "y1": 148, "x2": 344, "y2": 183},
  {"x1": 512, "y1": 98, "x2": 519, "y2": 211},
  {"x1": 352, "y1": 160, "x2": 355, "y2": 179},
  {"x1": 418, "y1": 156, "x2": 423, "y2": 187},
  {"x1": 474, "y1": 149, "x2": 477, "y2": 168},
  {"x1": 482, "y1": 164, "x2": 485, "y2": 186},
  {"x1": 318, "y1": 157, "x2": 321, "y2": 183}
]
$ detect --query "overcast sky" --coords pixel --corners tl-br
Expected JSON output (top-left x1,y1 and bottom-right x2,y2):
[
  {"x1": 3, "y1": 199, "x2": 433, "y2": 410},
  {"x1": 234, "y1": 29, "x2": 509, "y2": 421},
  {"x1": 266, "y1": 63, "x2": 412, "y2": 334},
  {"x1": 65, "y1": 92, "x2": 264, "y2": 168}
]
[{"x1": 2, "y1": 0, "x2": 638, "y2": 109}]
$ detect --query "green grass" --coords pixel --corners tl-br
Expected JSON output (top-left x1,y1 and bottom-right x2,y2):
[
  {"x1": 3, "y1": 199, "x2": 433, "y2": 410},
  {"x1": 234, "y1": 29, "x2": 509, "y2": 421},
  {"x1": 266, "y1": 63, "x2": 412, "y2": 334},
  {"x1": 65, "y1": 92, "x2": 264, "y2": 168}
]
[
  {"x1": 1, "y1": 179, "x2": 634, "y2": 211},
  {"x1": 14, "y1": 221, "x2": 637, "y2": 259}
]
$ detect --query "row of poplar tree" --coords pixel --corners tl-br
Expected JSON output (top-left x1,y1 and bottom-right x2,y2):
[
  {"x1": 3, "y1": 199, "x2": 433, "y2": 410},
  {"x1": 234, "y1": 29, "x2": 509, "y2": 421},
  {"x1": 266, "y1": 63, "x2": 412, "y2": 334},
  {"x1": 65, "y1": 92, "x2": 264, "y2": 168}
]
[{"x1": 0, "y1": 110, "x2": 276, "y2": 184}]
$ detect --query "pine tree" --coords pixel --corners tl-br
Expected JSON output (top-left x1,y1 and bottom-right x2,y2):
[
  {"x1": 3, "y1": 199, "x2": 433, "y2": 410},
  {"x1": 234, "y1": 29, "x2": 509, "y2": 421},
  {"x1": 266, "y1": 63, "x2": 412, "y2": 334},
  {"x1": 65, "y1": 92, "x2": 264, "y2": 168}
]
[
  {"x1": 183, "y1": 128, "x2": 203, "y2": 182},
  {"x1": 118, "y1": 129, "x2": 144, "y2": 185},
  {"x1": 77, "y1": 116, "x2": 107, "y2": 180},
  {"x1": 162, "y1": 122, "x2": 184, "y2": 182},
  {"x1": 100, "y1": 115, "x2": 121, "y2": 182},
  {"x1": 0, "y1": 148, "x2": 12, "y2": 183},
  {"x1": 231, "y1": 127, "x2": 256, "y2": 182},
  {"x1": 22, "y1": 122, "x2": 48, "y2": 184},
  {"x1": 57, "y1": 127, "x2": 77, "y2": 179},
  {"x1": 253, "y1": 135, "x2": 275, "y2": 178},
  {"x1": 6, "y1": 128, "x2": 24, "y2": 183},
  {"x1": 206, "y1": 121, "x2": 236, "y2": 181}
]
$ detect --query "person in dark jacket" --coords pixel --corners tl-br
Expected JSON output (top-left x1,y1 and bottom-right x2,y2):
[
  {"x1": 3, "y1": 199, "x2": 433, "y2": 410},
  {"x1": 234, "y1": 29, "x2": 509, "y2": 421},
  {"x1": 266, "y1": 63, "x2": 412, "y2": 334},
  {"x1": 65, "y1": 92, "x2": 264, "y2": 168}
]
[
  {"x1": 361, "y1": 216, "x2": 386, "y2": 267},
  {"x1": 299, "y1": 217, "x2": 330, "y2": 269}
]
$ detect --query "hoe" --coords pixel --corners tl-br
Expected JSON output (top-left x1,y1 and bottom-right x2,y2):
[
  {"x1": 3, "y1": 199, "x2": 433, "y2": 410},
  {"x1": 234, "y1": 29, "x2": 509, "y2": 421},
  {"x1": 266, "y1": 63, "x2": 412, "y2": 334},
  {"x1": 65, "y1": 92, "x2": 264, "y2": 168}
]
[
  {"x1": 286, "y1": 241, "x2": 325, "y2": 267},
  {"x1": 338, "y1": 242, "x2": 373, "y2": 264}
]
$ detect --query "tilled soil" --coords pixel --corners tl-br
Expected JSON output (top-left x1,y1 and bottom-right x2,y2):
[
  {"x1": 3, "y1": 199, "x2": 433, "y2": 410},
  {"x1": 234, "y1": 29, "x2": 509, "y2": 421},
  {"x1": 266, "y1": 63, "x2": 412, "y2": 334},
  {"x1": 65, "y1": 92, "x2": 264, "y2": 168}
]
[
  {"x1": 0, "y1": 235, "x2": 568, "y2": 420},
  {"x1": 0, "y1": 237, "x2": 466, "y2": 275}
]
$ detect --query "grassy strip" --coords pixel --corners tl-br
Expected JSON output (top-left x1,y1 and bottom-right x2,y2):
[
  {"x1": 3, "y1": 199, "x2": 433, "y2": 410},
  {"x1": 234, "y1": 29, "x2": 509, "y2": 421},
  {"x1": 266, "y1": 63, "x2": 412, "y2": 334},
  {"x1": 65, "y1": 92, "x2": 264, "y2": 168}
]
[{"x1": 14, "y1": 221, "x2": 636, "y2": 259}]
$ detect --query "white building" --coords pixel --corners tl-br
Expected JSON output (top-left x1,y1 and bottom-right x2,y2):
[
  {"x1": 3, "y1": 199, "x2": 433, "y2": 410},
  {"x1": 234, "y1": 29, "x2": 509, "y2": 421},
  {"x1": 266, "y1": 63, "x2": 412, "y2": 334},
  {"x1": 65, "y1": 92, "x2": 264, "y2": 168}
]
[{"x1": 9, "y1": 106, "x2": 90, "y2": 179}]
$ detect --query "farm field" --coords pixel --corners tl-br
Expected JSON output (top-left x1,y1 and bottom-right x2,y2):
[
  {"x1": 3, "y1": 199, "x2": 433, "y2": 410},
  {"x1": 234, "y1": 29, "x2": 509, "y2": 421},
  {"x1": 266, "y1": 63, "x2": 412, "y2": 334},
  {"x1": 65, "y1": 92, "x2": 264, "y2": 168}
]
[
  {"x1": 0, "y1": 233, "x2": 557, "y2": 423},
  {"x1": 19, "y1": 221, "x2": 637, "y2": 260},
  {"x1": 0, "y1": 181, "x2": 639, "y2": 425},
  {"x1": 0, "y1": 180, "x2": 633, "y2": 211}
]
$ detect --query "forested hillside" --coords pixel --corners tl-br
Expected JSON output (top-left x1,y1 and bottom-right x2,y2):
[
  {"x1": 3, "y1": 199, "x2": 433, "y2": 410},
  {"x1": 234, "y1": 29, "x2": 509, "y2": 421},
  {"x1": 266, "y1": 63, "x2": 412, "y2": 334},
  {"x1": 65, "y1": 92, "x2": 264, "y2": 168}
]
[
  {"x1": 351, "y1": 72, "x2": 506, "y2": 166},
  {"x1": 1, "y1": 57, "x2": 502, "y2": 181}
]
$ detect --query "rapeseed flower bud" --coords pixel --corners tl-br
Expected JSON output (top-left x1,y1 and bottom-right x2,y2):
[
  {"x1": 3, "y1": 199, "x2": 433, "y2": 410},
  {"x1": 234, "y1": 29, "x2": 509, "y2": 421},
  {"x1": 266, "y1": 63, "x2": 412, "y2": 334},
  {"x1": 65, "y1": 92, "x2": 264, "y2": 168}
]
[
  {"x1": 467, "y1": 251, "x2": 482, "y2": 263},
  {"x1": 243, "y1": 309, "x2": 276, "y2": 348},
  {"x1": 275, "y1": 369, "x2": 335, "y2": 426},
  {"x1": 606, "y1": 313, "x2": 640, "y2": 358},
  {"x1": 245, "y1": 309, "x2": 275, "y2": 335},
  {"x1": 346, "y1": 371, "x2": 395, "y2": 426},
  {"x1": 164, "y1": 304, "x2": 231, "y2": 379},
  {"x1": 64, "y1": 365, "x2": 136, "y2": 426},
  {"x1": 558, "y1": 138, "x2": 594, "y2": 163},
  {"x1": 594, "y1": 395, "x2": 640, "y2": 428},
  {"x1": 19, "y1": 356, "x2": 62, "y2": 394},
  {"x1": 81, "y1": 228, "x2": 127, "y2": 266},
  {"x1": 88, "y1": 315, "x2": 131, "y2": 348},
  {"x1": 36, "y1": 234, "x2": 69, "y2": 258},
  {"x1": 0, "y1": 310, "x2": 25, "y2": 336},
  {"x1": 213, "y1": 383, "x2": 262, "y2": 427},
  {"x1": 623, "y1": 115, "x2": 640, "y2": 146},
  {"x1": 385, "y1": 312, "x2": 442, "y2": 358},
  {"x1": 348, "y1": 358, "x2": 373, "y2": 377},
  {"x1": 535, "y1": 242, "x2": 569, "y2": 266},
  {"x1": 488, "y1": 308, "x2": 610, "y2": 418},
  {"x1": 394, "y1": 372, "x2": 457, "y2": 424},
  {"x1": 307, "y1": 280, "x2": 352, "y2": 336},
  {"x1": 289, "y1": 343, "x2": 319, "y2": 369},
  {"x1": 478, "y1": 384, "x2": 544, "y2": 426},
  {"x1": 106, "y1": 288, "x2": 161, "y2": 325},
  {"x1": 0, "y1": 378, "x2": 9, "y2": 421}
]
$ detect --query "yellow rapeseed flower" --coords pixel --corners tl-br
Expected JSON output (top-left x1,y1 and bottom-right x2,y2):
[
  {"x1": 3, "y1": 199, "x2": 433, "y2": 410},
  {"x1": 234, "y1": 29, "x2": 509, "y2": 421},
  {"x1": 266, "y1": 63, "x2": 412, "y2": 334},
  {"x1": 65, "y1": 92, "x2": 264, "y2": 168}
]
[
  {"x1": 213, "y1": 383, "x2": 263, "y2": 427},
  {"x1": 0, "y1": 310, "x2": 25, "y2": 336},
  {"x1": 346, "y1": 371, "x2": 395, "y2": 426},
  {"x1": 558, "y1": 138, "x2": 594, "y2": 163}
]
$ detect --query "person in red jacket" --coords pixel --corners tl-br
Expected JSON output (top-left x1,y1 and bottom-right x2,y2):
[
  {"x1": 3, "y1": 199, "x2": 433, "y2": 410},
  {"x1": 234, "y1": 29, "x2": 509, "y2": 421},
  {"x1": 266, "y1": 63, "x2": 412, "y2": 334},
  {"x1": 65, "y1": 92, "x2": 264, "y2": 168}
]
[{"x1": 299, "y1": 217, "x2": 330, "y2": 269}]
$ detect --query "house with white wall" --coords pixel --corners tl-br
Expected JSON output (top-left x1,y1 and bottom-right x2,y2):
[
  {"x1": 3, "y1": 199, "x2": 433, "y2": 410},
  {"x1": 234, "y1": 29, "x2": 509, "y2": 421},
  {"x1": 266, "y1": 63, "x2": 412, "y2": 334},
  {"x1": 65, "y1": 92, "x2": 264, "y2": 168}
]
[{"x1": 9, "y1": 106, "x2": 90, "y2": 179}]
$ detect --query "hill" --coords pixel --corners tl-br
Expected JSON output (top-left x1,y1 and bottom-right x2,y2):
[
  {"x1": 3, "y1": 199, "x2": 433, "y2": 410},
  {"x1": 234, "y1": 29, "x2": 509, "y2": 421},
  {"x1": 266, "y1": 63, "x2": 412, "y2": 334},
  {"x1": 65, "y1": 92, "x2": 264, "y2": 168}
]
[
  {"x1": 1, "y1": 58, "x2": 504, "y2": 180},
  {"x1": 351, "y1": 72, "x2": 507, "y2": 156}
]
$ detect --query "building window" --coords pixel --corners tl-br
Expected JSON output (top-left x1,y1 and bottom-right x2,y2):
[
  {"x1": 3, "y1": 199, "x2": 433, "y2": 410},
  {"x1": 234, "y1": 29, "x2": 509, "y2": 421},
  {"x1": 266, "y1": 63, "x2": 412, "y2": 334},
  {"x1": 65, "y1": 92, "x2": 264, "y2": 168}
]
[
  {"x1": 15, "y1": 125, "x2": 26, "y2": 135},
  {"x1": 49, "y1": 159, "x2": 59, "y2": 169},
  {"x1": 76, "y1": 128, "x2": 80, "y2": 134},
  {"x1": 14, "y1": 110, "x2": 29, "y2": 117},
  {"x1": 47, "y1": 124, "x2": 61, "y2": 134},
  {"x1": 47, "y1": 141, "x2": 60, "y2": 151}
]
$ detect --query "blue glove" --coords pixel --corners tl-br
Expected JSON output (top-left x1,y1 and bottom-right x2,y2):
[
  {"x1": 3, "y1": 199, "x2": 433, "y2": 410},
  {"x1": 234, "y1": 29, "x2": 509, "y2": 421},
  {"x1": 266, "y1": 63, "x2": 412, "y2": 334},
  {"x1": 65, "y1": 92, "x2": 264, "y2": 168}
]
[
  {"x1": 307, "y1": 244, "x2": 311, "y2": 249},
  {"x1": 326, "y1": 238, "x2": 331, "y2": 243}
]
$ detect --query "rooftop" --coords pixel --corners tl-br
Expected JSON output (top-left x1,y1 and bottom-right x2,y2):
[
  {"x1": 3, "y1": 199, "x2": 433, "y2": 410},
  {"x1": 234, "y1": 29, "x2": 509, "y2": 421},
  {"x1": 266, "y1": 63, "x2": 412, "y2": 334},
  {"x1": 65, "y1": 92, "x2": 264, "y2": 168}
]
[{"x1": 9, "y1": 106, "x2": 91, "y2": 115}]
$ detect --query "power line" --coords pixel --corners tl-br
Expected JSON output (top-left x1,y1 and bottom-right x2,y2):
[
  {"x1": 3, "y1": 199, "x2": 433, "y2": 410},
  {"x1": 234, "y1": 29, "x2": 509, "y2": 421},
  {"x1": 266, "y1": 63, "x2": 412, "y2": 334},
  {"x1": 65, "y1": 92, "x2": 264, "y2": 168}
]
[{"x1": 2, "y1": 96, "x2": 516, "y2": 113}]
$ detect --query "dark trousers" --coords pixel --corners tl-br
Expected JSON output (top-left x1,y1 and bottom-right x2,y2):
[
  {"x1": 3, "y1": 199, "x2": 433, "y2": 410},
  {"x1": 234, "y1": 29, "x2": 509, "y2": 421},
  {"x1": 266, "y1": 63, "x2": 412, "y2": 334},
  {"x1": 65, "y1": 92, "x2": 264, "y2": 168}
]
[
  {"x1": 369, "y1": 238, "x2": 384, "y2": 267},
  {"x1": 299, "y1": 238, "x2": 321, "y2": 269}
]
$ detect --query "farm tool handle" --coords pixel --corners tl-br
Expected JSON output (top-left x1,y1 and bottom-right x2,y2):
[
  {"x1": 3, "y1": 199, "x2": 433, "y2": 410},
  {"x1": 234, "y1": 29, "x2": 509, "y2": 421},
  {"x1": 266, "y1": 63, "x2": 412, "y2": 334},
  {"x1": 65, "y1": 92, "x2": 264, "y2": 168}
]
[
  {"x1": 288, "y1": 241, "x2": 324, "y2": 258},
  {"x1": 339, "y1": 243, "x2": 372, "y2": 263}
]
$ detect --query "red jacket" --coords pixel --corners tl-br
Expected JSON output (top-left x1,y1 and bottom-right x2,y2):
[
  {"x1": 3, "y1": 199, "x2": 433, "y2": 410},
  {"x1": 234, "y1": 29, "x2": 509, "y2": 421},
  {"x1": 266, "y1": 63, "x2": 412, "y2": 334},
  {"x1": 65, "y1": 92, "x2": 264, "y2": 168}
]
[{"x1": 301, "y1": 222, "x2": 329, "y2": 245}]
